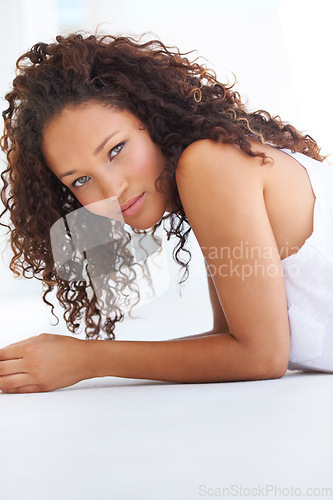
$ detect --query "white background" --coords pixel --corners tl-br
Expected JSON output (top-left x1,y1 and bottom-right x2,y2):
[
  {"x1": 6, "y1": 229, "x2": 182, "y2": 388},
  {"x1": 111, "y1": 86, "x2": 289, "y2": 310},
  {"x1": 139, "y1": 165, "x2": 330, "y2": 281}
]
[{"x1": 0, "y1": 5, "x2": 332, "y2": 500}]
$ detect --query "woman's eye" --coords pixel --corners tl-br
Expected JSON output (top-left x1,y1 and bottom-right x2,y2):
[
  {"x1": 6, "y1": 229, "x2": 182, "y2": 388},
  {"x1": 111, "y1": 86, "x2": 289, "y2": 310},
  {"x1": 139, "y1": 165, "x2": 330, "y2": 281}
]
[
  {"x1": 72, "y1": 175, "x2": 90, "y2": 188},
  {"x1": 109, "y1": 142, "x2": 125, "y2": 160}
]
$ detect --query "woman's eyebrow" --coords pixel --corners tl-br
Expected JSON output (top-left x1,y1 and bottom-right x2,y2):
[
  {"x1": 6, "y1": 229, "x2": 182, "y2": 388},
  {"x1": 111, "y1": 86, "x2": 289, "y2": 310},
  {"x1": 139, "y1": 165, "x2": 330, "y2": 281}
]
[
  {"x1": 60, "y1": 170, "x2": 77, "y2": 180},
  {"x1": 93, "y1": 131, "x2": 119, "y2": 156}
]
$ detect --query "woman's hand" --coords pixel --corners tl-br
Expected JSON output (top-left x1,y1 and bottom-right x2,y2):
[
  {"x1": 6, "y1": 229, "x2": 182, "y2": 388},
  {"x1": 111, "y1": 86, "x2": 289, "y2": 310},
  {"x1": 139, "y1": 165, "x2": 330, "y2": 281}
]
[{"x1": 0, "y1": 333, "x2": 91, "y2": 393}]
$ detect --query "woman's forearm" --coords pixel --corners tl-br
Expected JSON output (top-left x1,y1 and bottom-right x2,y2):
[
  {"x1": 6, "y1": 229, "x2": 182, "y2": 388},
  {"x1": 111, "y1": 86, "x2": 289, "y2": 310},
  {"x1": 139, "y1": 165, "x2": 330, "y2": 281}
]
[{"x1": 85, "y1": 333, "x2": 285, "y2": 383}]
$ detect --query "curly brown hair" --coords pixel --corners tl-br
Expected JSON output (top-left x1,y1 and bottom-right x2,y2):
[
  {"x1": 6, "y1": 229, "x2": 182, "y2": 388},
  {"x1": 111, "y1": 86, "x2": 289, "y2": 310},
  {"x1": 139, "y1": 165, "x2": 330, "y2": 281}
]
[{"x1": 0, "y1": 32, "x2": 324, "y2": 340}]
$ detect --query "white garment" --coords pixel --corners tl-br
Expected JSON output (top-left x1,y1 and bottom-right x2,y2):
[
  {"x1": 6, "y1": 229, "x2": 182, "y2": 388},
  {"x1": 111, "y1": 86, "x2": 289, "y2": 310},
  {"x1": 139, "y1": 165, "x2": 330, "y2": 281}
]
[{"x1": 281, "y1": 149, "x2": 333, "y2": 372}]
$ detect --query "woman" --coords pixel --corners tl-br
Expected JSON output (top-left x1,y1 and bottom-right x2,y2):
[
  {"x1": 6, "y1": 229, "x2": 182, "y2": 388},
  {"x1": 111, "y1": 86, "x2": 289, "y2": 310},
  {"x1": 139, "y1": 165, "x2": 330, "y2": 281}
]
[{"x1": 1, "y1": 33, "x2": 332, "y2": 393}]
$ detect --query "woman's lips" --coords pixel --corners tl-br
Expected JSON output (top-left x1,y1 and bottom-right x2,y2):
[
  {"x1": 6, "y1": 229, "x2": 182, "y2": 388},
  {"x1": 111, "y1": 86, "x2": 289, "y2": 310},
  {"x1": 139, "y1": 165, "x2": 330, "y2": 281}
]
[{"x1": 120, "y1": 193, "x2": 145, "y2": 216}]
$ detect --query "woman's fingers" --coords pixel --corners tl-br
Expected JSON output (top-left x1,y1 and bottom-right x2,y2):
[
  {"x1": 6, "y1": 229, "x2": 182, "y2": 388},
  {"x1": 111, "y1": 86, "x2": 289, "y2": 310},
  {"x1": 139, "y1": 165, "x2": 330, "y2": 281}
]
[
  {"x1": 0, "y1": 336, "x2": 41, "y2": 365},
  {"x1": 1, "y1": 385, "x2": 42, "y2": 394},
  {"x1": 0, "y1": 349, "x2": 32, "y2": 393},
  {"x1": 0, "y1": 344, "x2": 24, "y2": 361},
  {"x1": 0, "y1": 372, "x2": 36, "y2": 393},
  {"x1": 1, "y1": 334, "x2": 88, "y2": 393},
  {"x1": 0, "y1": 358, "x2": 25, "y2": 376}
]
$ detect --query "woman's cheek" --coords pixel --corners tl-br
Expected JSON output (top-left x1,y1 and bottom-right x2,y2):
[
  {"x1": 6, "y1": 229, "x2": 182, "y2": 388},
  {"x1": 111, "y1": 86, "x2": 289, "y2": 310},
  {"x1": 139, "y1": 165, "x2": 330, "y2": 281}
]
[
  {"x1": 72, "y1": 190, "x2": 91, "y2": 207},
  {"x1": 132, "y1": 146, "x2": 148, "y2": 176},
  {"x1": 132, "y1": 136, "x2": 160, "y2": 177}
]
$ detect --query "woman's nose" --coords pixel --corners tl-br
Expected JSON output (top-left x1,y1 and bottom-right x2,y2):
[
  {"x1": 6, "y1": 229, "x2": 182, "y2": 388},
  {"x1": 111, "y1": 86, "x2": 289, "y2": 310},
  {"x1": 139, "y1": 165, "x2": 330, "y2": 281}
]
[
  {"x1": 100, "y1": 175, "x2": 129, "y2": 203},
  {"x1": 87, "y1": 175, "x2": 130, "y2": 220}
]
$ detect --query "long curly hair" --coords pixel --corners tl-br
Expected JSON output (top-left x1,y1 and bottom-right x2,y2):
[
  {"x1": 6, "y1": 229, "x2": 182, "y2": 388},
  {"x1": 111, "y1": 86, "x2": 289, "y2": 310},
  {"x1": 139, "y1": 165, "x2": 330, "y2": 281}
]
[{"x1": 0, "y1": 32, "x2": 324, "y2": 340}]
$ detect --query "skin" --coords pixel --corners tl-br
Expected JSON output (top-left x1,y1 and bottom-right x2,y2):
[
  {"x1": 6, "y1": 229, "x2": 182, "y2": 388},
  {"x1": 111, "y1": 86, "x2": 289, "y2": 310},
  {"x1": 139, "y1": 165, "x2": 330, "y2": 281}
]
[{"x1": 0, "y1": 102, "x2": 316, "y2": 393}]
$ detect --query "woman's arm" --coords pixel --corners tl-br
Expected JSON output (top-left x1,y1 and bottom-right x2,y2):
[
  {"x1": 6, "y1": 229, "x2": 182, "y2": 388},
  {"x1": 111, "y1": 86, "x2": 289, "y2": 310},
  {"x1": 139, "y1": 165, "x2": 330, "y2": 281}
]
[
  {"x1": 0, "y1": 327, "x2": 284, "y2": 394},
  {"x1": 173, "y1": 139, "x2": 291, "y2": 369},
  {"x1": 84, "y1": 331, "x2": 284, "y2": 384}
]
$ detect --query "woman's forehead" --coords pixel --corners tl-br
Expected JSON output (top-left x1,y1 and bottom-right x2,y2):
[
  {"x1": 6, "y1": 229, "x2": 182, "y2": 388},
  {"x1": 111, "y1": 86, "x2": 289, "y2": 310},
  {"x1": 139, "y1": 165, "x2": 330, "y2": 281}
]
[{"x1": 41, "y1": 104, "x2": 140, "y2": 171}]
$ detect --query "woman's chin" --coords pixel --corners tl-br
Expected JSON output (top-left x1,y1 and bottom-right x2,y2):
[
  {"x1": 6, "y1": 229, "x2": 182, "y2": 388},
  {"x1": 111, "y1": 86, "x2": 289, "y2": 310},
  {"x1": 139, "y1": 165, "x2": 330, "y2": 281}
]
[{"x1": 126, "y1": 213, "x2": 166, "y2": 231}]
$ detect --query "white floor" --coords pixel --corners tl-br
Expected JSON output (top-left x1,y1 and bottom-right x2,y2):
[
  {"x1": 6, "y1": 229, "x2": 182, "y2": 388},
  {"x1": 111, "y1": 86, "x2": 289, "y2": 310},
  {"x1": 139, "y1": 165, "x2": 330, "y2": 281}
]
[
  {"x1": 1, "y1": 368, "x2": 333, "y2": 500},
  {"x1": 1, "y1": 245, "x2": 333, "y2": 500}
]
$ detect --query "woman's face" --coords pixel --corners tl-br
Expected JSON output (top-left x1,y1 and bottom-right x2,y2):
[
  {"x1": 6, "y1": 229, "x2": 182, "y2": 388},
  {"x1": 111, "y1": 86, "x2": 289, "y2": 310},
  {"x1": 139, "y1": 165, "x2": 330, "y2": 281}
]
[{"x1": 42, "y1": 101, "x2": 171, "y2": 230}]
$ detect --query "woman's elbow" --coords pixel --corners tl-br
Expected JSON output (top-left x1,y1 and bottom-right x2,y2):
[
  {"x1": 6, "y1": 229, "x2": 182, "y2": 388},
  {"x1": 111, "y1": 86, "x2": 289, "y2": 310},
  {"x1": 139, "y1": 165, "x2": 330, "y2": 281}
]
[{"x1": 257, "y1": 351, "x2": 289, "y2": 380}]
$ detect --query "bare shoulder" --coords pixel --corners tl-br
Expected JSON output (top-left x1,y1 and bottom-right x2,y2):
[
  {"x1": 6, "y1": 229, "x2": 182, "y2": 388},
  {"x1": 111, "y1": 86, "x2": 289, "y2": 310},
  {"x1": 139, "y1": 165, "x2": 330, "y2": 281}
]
[
  {"x1": 178, "y1": 138, "x2": 222, "y2": 164},
  {"x1": 176, "y1": 139, "x2": 267, "y2": 228},
  {"x1": 176, "y1": 139, "x2": 267, "y2": 189}
]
